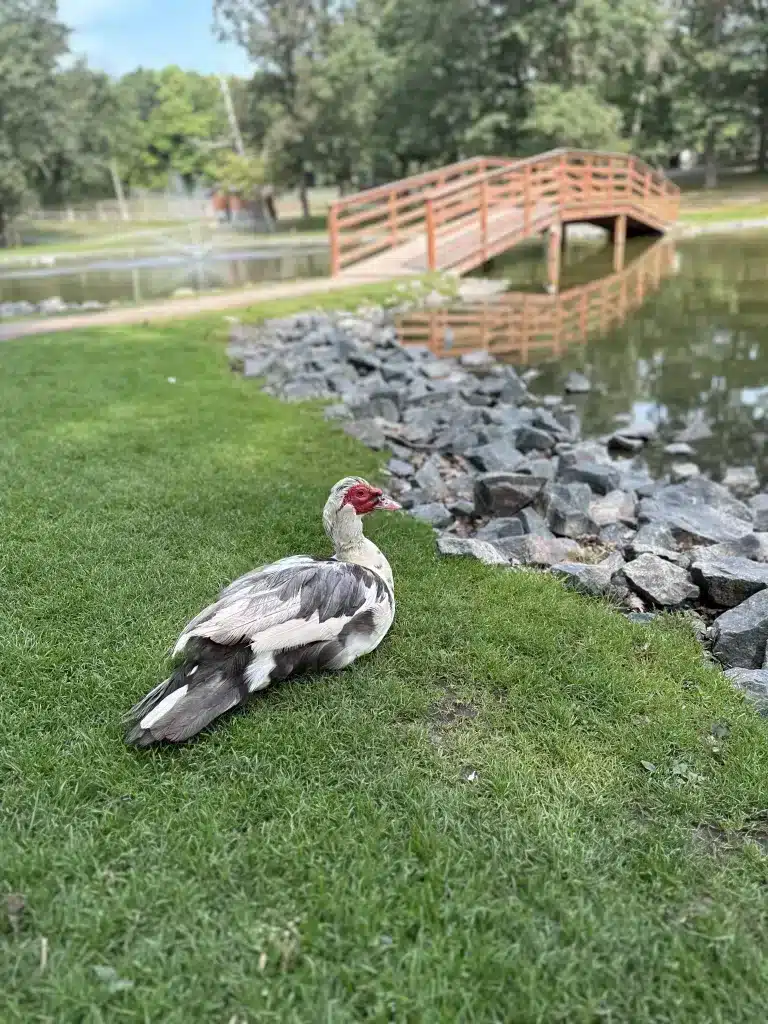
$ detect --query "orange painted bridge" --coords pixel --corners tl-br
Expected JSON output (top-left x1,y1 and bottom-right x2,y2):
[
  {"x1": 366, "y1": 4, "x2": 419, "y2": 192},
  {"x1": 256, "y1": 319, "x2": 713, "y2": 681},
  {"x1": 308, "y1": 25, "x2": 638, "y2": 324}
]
[{"x1": 328, "y1": 149, "x2": 680, "y2": 281}]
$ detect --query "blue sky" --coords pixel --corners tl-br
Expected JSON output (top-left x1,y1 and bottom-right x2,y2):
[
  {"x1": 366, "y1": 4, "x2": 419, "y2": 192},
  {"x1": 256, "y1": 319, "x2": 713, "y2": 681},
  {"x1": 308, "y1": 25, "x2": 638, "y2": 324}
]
[{"x1": 59, "y1": 0, "x2": 252, "y2": 76}]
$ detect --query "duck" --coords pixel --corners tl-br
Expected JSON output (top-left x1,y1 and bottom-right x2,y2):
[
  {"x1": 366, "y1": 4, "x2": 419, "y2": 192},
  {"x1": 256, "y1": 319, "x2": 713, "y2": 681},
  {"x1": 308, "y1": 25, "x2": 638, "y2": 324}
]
[{"x1": 124, "y1": 477, "x2": 401, "y2": 747}]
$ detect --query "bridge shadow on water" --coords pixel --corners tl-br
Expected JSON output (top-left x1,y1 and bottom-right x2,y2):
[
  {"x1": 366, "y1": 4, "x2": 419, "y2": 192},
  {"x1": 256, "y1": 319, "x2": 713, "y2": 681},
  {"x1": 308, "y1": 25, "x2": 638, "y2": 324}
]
[{"x1": 397, "y1": 235, "x2": 678, "y2": 365}]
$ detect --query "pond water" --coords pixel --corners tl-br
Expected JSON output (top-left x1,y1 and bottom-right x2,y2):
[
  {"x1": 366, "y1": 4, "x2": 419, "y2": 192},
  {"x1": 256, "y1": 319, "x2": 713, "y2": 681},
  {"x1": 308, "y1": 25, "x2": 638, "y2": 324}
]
[
  {"x1": 0, "y1": 245, "x2": 330, "y2": 306},
  {"x1": 403, "y1": 233, "x2": 768, "y2": 483}
]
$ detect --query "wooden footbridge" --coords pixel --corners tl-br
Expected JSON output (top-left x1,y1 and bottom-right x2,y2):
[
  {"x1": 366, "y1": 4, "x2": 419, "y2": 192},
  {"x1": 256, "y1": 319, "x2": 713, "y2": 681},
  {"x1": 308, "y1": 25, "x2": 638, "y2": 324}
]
[
  {"x1": 328, "y1": 149, "x2": 679, "y2": 288},
  {"x1": 396, "y1": 236, "x2": 677, "y2": 364}
]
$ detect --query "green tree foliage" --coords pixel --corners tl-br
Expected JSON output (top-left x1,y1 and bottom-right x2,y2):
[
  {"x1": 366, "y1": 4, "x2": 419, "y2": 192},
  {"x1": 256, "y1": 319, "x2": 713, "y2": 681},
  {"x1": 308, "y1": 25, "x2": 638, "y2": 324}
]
[{"x1": 0, "y1": 0, "x2": 69, "y2": 240}]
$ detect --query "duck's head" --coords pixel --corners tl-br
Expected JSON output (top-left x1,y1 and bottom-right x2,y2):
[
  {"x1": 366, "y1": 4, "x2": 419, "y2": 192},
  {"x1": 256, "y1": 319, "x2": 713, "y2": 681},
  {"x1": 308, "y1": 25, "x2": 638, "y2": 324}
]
[{"x1": 326, "y1": 477, "x2": 402, "y2": 517}]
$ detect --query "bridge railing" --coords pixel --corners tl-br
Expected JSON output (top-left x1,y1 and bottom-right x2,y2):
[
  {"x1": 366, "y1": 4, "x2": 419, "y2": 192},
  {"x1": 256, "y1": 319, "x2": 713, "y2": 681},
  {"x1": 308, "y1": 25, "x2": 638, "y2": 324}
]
[
  {"x1": 327, "y1": 157, "x2": 516, "y2": 274},
  {"x1": 396, "y1": 236, "x2": 677, "y2": 361},
  {"x1": 423, "y1": 149, "x2": 680, "y2": 272}
]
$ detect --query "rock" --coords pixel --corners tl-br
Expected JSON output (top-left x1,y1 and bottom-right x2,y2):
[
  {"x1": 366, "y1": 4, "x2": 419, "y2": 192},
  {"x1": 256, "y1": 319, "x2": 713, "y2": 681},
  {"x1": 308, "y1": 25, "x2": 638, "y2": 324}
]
[
  {"x1": 410, "y1": 502, "x2": 453, "y2": 528},
  {"x1": 711, "y1": 590, "x2": 768, "y2": 668},
  {"x1": 448, "y1": 499, "x2": 475, "y2": 517},
  {"x1": 724, "y1": 669, "x2": 768, "y2": 715},
  {"x1": 619, "y1": 421, "x2": 658, "y2": 441},
  {"x1": 638, "y1": 478, "x2": 754, "y2": 545},
  {"x1": 466, "y1": 443, "x2": 526, "y2": 473},
  {"x1": 628, "y1": 522, "x2": 687, "y2": 565},
  {"x1": 750, "y1": 493, "x2": 768, "y2": 531},
  {"x1": 621, "y1": 553, "x2": 699, "y2": 608},
  {"x1": 589, "y1": 490, "x2": 636, "y2": 528},
  {"x1": 600, "y1": 522, "x2": 636, "y2": 546},
  {"x1": 324, "y1": 403, "x2": 352, "y2": 421},
  {"x1": 552, "y1": 562, "x2": 612, "y2": 597},
  {"x1": 38, "y1": 295, "x2": 68, "y2": 314},
  {"x1": 675, "y1": 419, "x2": 713, "y2": 444},
  {"x1": 664, "y1": 442, "x2": 696, "y2": 457},
  {"x1": 691, "y1": 556, "x2": 768, "y2": 608},
  {"x1": 608, "y1": 433, "x2": 645, "y2": 454},
  {"x1": 459, "y1": 350, "x2": 496, "y2": 373},
  {"x1": 521, "y1": 457, "x2": 558, "y2": 480},
  {"x1": 475, "y1": 518, "x2": 526, "y2": 542},
  {"x1": 498, "y1": 535, "x2": 582, "y2": 566},
  {"x1": 723, "y1": 466, "x2": 760, "y2": 497},
  {"x1": 473, "y1": 473, "x2": 549, "y2": 517},
  {"x1": 689, "y1": 533, "x2": 768, "y2": 564},
  {"x1": 436, "y1": 534, "x2": 508, "y2": 564},
  {"x1": 627, "y1": 612, "x2": 658, "y2": 625},
  {"x1": 515, "y1": 507, "x2": 552, "y2": 536},
  {"x1": 564, "y1": 370, "x2": 591, "y2": 393},
  {"x1": 670, "y1": 461, "x2": 700, "y2": 483},
  {"x1": 421, "y1": 361, "x2": 453, "y2": 380},
  {"x1": 546, "y1": 482, "x2": 599, "y2": 539},
  {"x1": 343, "y1": 420, "x2": 387, "y2": 449},
  {"x1": 387, "y1": 458, "x2": 415, "y2": 478},
  {"x1": 515, "y1": 426, "x2": 557, "y2": 453},
  {"x1": 414, "y1": 454, "x2": 447, "y2": 501},
  {"x1": 280, "y1": 374, "x2": 332, "y2": 400},
  {"x1": 559, "y1": 461, "x2": 621, "y2": 495}
]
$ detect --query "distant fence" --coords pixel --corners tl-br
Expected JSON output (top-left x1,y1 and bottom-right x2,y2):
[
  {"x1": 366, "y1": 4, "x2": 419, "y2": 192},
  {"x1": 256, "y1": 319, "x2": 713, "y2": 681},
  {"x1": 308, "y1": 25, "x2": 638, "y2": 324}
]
[{"x1": 24, "y1": 196, "x2": 216, "y2": 224}]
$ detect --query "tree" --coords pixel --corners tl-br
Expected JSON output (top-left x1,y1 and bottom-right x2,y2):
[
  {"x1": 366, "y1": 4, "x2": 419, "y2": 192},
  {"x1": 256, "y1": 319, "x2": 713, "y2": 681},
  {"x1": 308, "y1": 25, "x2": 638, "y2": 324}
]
[
  {"x1": 214, "y1": 1, "x2": 347, "y2": 216},
  {"x1": 521, "y1": 85, "x2": 627, "y2": 152},
  {"x1": 0, "y1": 0, "x2": 69, "y2": 242}
]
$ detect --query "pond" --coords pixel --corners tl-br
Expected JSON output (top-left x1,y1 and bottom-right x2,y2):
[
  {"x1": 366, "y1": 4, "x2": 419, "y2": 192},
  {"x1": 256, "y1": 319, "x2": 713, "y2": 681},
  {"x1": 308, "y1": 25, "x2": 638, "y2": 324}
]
[
  {"x1": 0, "y1": 245, "x2": 330, "y2": 307},
  {"x1": 400, "y1": 232, "x2": 768, "y2": 483}
]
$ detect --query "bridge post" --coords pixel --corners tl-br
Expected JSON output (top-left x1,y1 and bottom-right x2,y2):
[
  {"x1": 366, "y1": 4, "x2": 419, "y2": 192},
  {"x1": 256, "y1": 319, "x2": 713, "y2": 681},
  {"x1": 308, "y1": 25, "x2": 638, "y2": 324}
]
[
  {"x1": 426, "y1": 199, "x2": 437, "y2": 271},
  {"x1": 547, "y1": 222, "x2": 562, "y2": 294},
  {"x1": 613, "y1": 213, "x2": 627, "y2": 273},
  {"x1": 329, "y1": 204, "x2": 340, "y2": 277}
]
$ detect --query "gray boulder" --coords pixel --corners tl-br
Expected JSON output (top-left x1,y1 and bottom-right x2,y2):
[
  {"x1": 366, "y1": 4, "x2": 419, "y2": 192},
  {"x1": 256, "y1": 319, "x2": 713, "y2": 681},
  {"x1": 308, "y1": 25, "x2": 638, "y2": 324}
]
[
  {"x1": 589, "y1": 489, "x2": 636, "y2": 527},
  {"x1": 466, "y1": 443, "x2": 526, "y2": 473},
  {"x1": 664, "y1": 442, "x2": 696, "y2": 457},
  {"x1": 547, "y1": 482, "x2": 599, "y2": 539},
  {"x1": 621, "y1": 553, "x2": 699, "y2": 608},
  {"x1": 690, "y1": 556, "x2": 768, "y2": 607},
  {"x1": 474, "y1": 518, "x2": 525, "y2": 542},
  {"x1": 750, "y1": 493, "x2": 768, "y2": 532},
  {"x1": 410, "y1": 503, "x2": 453, "y2": 528},
  {"x1": 559, "y1": 460, "x2": 621, "y2": 495},
  {"x1": 712, "y1": 590, "x2": 768, "y2": 668},
  {"x1": 473, "y1": 473, "x2": 549, "y2": 516},
  {"x1": 414, "y1": 454, "x2": 447, "y2": 501},
  {"x1": 564, "y1": 370, "x2": 591, "y2": 393},
  {"x1": 723, "y1": 466, "x2": 759, "y2": 497},
  {"x1": 724, "y1": 669, "x2": 768, "y2": 715},
  {"x1": 628, "y1": 522, "x2": 688, "y2": 566},
  {"x1": 670, "y1": 461, "x2": 700, "y2": 483},
  {"x1": 515, "y1": 507, "x2": 552, "y2": 536},
  {"x1": 689, "y1": 534, "x2": 768, "y2": 564},
  {"x1": 608, "y1": 433, "x2": 645, "y2": 454},
  {"x1": 387, "y1": 458, "x2": 415, "y2": 478},
  {"x1": 638, "y1": 478, "x2": 754, "y2": 545},
  {"x1": 436, "y1": 534, "x2": 508, "y2": 564},
  {"x1": 498, "y1": 535, "x2": 582, "y2": 566},
  {"x1": 551, "y1": 562, "x2": 613, "y2": 597},
  {"x1": 515, "y1": 426, "x2": 557, "y2": 453}
]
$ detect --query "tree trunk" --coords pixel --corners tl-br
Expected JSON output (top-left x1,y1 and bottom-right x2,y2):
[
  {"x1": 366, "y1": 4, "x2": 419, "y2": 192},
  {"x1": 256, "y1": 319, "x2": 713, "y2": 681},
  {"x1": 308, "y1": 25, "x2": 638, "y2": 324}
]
[
  {"x1": 704, "y1": 122, "x2": 718, "y2": 189},
  {"x1": 0, "y1": 206, "x2": 7, "y2": 248},
  {"x1": 109, "y1": 158, "x2": 129, "y2": 221},
  {"x1": 759, "y1": 101, "x2": 768, "y2": 173},
  {"x1": 299, "y1": 180, "x2": 310, "y2": 220}
]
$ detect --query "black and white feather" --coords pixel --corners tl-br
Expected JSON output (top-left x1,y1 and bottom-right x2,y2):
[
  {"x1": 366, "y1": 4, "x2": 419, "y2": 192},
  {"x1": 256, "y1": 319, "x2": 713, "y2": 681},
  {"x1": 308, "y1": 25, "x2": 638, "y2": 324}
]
[{"x1": 124, "y1": 478, "x2": 399, "y2": 747}]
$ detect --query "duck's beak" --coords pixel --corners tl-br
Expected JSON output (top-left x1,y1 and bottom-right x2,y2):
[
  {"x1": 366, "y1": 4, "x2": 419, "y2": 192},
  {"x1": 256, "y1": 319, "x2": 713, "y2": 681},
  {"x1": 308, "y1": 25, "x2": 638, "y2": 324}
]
[{"x1": 375, "y1": 494, "x2": 402, "y2": 511}]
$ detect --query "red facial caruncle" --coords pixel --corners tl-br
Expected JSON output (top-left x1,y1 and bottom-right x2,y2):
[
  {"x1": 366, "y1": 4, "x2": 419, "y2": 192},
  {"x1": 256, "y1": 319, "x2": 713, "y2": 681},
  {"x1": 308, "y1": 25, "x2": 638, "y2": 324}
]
[{"x1": 342, "y1": 482, "x2": 401, "y2": 515}]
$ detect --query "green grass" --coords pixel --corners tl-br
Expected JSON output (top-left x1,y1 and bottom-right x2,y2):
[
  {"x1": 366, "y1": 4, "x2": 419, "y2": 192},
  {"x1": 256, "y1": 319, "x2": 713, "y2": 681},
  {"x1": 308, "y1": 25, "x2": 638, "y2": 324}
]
[
  {"x1": 680, "y1": 203, "x2": 768, "y2": 224},
  {"x1": 2, "y1": 315, "x2": 768, "y2": 1022}
]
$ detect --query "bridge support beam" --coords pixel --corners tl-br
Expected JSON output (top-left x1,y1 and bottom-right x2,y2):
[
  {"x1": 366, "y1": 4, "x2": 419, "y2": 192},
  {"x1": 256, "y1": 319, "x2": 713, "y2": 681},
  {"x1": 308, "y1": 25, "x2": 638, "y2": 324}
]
[
  {"x1": 547, "y1": 223, "x2": 562, "y2": 294},
  {"x1": 613, "y1": 214, "x2": 627, "y2": 273}
]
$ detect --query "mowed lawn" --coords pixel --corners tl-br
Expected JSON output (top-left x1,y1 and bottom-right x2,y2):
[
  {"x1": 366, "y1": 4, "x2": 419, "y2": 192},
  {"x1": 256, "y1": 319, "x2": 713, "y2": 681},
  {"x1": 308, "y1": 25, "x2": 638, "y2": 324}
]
[{"x1": 2, "y1": 318, "x2": 768, "y2": 1023}]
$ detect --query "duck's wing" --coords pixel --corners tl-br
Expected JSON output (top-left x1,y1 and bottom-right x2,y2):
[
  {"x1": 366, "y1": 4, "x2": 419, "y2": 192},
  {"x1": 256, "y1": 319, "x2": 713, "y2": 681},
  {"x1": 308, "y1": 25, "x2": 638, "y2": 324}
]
[{"x1": 174, "y1": 555, "x2": 391, "y2": 656}]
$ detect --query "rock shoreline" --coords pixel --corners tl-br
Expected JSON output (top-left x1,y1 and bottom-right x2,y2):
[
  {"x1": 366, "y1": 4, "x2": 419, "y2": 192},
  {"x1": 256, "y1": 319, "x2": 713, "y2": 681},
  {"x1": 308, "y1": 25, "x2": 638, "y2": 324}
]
[{"x1": 228, "y1": 307, "x2": 768, "y2": 715}]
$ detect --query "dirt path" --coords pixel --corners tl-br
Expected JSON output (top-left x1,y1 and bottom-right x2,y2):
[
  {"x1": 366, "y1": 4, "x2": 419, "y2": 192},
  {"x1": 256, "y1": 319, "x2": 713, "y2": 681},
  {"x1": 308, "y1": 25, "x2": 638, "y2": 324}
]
[{"x1": 0, "y1": 275, "x2": 381, "y2": 342}]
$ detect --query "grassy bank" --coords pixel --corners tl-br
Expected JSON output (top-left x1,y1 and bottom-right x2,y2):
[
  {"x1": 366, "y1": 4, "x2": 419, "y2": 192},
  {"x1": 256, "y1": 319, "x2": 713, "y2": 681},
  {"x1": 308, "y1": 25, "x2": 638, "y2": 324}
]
[{"x1": 1, "y1": 315, "x2": 768, "y2": 1022}]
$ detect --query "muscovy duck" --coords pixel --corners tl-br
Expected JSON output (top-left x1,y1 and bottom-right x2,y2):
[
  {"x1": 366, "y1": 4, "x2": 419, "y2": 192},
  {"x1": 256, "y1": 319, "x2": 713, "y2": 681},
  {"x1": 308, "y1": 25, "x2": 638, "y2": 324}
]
[{"x1": 124, "y1": 477, "x2": 401, "y2": 747}]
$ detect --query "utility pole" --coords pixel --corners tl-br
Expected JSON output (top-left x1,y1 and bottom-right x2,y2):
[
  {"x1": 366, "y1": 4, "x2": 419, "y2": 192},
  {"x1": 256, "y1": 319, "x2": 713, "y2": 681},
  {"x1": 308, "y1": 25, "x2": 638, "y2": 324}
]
[{"x1": 218, "y1": 74, "x2": 245, "y2": 157}]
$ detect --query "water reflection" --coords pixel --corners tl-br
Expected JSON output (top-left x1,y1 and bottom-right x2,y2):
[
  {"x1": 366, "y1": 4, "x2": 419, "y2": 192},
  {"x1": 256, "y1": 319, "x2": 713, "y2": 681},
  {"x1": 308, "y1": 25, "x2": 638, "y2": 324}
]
[
  {"x1": 397, "y1": 236, "x2": 677, "y2": 361},
  {"x1": 0, "y1": 246, "x2": 329, "y2": 306},
  {"x1": 398, "y1": 233, "x2": 768, "y2": 480}
]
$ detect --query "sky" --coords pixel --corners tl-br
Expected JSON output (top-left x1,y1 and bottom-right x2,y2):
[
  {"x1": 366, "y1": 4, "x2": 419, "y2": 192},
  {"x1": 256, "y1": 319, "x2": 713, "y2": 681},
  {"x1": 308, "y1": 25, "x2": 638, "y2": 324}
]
[{"x1": 59, "y1": 0, "x2": 252, "y2": 76}]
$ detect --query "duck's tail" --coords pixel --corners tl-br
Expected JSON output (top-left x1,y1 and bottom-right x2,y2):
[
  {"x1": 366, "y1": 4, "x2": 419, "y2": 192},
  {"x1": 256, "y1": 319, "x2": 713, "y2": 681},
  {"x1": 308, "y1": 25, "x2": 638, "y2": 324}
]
[{"x1": 123, "y1": 639, "x2": 271, "y2": 747}]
